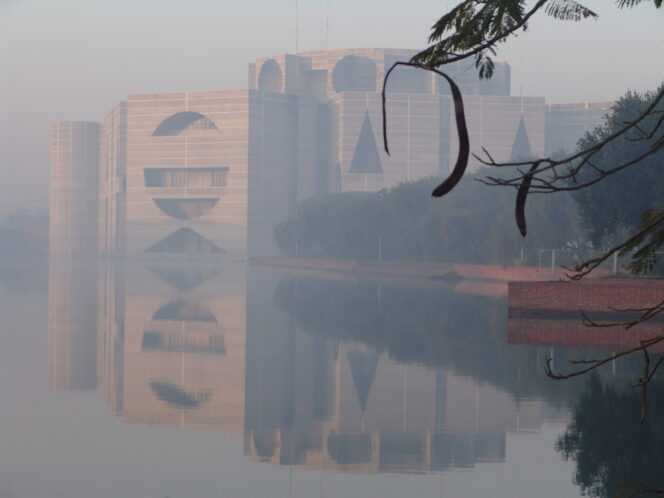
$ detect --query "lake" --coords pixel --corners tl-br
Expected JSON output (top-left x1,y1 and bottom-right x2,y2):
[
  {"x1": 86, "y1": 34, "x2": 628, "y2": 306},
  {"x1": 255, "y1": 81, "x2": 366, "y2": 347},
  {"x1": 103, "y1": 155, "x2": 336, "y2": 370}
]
[{"x1": 0, "y1": 257, "x2": 659, "y2": 498}]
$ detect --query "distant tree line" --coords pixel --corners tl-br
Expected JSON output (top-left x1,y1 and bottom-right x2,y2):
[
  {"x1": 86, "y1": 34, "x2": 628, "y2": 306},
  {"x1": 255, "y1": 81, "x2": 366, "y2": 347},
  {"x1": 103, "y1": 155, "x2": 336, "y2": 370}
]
[
  {"x1": 275, "y1": 171, "x2": 579, "y2": 266},
  {"x1": 0, "y1": 207, "x2": 49, "y2": 258},
  {"x1": 275, "y1": 86, "x2": 663, "y2": 269}
]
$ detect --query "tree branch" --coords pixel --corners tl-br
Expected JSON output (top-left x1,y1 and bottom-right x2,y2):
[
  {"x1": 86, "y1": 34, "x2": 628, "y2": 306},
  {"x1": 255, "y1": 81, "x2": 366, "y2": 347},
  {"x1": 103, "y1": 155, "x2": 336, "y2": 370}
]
[{"x1": 412, "y1": 1, "x2": 549, "y2": 69}]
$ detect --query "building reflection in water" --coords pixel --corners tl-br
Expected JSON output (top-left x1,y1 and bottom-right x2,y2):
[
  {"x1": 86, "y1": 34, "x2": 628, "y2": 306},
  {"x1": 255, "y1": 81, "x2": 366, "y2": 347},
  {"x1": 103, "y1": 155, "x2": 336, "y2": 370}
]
[
  {"x1": 48, "y1": 260, "x2": 567, "y2": 475},
  {"x1": 244, "y1": 271, "x2": 555, "y2": 474},
  {"x1": 48, "y1": 257, "x2": 98, "y2": 390},
  {"x1": 51, "y1": 257, "x2": 246, "y2": 432}
]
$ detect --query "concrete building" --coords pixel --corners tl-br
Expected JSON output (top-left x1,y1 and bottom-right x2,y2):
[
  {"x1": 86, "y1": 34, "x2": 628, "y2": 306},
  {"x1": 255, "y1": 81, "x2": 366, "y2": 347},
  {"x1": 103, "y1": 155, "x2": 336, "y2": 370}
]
[
  {"x1": 49, "y1": 49, "x2": 610, "y2": 260},
  {"x1": 545, "y1": 101, "x2": 613, "y2": 155},
  {"x1": 94, "y1": 88, "x2": 323, "y2": 259}
]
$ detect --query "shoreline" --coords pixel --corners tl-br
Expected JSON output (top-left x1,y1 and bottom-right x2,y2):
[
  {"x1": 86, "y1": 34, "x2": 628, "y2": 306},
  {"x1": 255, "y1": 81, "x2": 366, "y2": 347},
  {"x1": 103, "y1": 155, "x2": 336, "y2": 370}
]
[
  {"x1": 251, "y1": 256, "x2": 617, "y2": 283},
  {"x1": 250, "y1": 257, "x2": 619, "y2": 297}
]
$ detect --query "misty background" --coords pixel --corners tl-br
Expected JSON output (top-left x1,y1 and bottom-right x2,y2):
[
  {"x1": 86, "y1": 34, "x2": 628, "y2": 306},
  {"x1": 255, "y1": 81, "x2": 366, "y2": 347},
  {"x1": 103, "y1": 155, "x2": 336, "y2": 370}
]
[{"x1": 0, "y1": 0, "x2": 662, "y2": 215}]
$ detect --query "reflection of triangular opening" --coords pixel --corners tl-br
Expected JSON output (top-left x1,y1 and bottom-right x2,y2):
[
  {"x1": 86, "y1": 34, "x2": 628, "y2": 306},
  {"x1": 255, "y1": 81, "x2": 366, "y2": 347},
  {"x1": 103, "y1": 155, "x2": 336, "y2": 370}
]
[
  {"x1": 509, "y1": 116, "x2": 533, "y2": 162},
  {"x1": 146, "y1": 228, "x2": 225, "y2": 254},
  {"x1": 349, "y1": 112, "x2": 382, "y2": 174},
  {"x1": 347, "y1": 350, "x2": 379, "y2": 412},
  {"x1": 145, "y1": 265, "x2": 222, "y2": 292}
]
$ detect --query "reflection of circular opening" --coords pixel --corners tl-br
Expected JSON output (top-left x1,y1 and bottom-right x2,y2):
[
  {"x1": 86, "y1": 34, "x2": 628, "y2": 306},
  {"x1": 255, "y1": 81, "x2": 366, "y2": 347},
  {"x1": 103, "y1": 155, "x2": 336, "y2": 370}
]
[
  {"x1": 332, "y1": 55, "x2": 377, "y2": 93},
  {"x1": 149, "y1": 381, "x2": 212, "y2": 409},
  {"x1": 258, "y1": 59, "x2": 282, "y2": 92}
]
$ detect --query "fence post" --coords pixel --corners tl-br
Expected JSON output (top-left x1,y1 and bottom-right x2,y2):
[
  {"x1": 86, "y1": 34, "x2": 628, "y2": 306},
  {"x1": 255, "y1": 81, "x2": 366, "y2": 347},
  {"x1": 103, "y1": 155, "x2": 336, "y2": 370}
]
[
  {"x1": 550, "y1": 250, "x2": 556, "y2": 280},
  {"x1": 538, "y1": 249, "x2": 542, "y2": 273}
]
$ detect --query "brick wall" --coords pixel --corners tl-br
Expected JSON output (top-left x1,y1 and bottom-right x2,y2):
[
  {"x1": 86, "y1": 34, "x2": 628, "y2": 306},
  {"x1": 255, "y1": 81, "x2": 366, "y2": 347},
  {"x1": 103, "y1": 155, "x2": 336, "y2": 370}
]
[
  {"x1": 508, "y1": 279, "x2": 664, "y2": 311},
  {"x1": 508, "y1": 316, "x2": 664, "y2": 352},
  {"x1": 508, "y1": 279, "x2": 664, "y2": 351}
]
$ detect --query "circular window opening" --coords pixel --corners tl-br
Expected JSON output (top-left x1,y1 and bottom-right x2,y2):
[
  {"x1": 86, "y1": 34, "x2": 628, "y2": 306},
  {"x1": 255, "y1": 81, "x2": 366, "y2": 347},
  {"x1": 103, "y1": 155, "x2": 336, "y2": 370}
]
[
  {"x1": 332, "y1": 55, "x2": 377, "y2": 93},
  {"x1": 258, "y1": 59, "x2": 283, "y2": 93}
]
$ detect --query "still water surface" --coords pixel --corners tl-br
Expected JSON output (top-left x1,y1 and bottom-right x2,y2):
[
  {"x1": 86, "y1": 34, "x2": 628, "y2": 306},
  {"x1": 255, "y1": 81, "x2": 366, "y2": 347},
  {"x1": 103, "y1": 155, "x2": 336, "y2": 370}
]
[{"x1": 0, "y1": 257, "x2": 658, "y2": 498}]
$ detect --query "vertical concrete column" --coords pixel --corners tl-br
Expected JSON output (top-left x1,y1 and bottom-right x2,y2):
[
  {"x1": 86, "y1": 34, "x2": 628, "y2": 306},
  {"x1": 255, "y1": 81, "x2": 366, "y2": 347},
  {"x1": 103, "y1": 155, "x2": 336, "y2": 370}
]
[{"x1": 49, "y1": 121, "x2": 101, "y2": 256}]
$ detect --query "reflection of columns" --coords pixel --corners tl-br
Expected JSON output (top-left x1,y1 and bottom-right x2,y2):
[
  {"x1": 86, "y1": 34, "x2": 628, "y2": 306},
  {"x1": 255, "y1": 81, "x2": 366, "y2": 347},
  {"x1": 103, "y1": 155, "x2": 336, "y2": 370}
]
[
  {"x1": 245, "y1": 270, "x2": 337, "y2": 466},
  {"x1": 97, "y1": 262, "x2": 125, "y2": 413},
  {"x1": 48, "y1": 257, "x2": 98, "y2": 390}
]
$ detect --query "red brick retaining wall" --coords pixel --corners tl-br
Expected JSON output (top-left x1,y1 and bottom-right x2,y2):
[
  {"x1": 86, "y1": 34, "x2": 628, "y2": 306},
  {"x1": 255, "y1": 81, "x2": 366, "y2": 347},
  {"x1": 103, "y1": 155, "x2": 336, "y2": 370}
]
[
  {"x1": 508, "y1": 279, "x2": 664, "y2": 311},
  {"x1": 508, "y1": 317, "x2": 664, "y2": 352},
  {"x1": 508, "y1": 279, "x2": 664, "y2": 351}
]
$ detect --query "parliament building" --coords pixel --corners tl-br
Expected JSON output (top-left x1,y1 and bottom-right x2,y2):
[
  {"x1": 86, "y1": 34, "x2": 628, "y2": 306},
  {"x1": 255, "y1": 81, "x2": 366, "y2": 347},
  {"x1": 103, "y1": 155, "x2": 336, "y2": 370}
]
[{"x1": 50, "y1": 48, "x2": 611, "y2": 260}]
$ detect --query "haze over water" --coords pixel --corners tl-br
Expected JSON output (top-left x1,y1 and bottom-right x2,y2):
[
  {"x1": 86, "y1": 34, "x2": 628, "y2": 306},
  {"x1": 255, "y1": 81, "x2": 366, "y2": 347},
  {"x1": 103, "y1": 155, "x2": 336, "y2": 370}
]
[{"x1": 3, "y1": 257, "x2": 658, "y2": 498}]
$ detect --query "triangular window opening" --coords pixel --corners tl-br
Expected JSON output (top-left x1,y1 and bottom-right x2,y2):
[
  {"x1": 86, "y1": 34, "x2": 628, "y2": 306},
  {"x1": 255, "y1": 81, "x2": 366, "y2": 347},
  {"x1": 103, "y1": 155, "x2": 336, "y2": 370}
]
[
  {"x1": 509, "y1": 116, "x2": 533, "y2": 162},
  {"x1": 349, "y1": 112, "x2": 383, "y2": 174}
]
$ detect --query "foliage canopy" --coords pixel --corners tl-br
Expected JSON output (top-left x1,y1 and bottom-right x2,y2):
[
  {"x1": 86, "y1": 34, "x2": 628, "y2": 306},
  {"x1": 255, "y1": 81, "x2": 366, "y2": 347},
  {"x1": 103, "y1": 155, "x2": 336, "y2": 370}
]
[
  {"x1": 275, "y1": 174, "x2": 579, "y2": 265},
  {"x1": 571, "y1": 88, "x2": 664, "y2": 252}
]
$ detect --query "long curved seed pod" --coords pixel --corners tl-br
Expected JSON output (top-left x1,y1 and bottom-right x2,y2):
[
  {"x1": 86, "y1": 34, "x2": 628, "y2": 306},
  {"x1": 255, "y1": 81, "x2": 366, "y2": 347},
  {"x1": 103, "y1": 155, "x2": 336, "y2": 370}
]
[
  {"x1": 515, "y1": 163, "x2": 539, "y2": 237},
  {"x1": 382, "y1": 62, "x2": 469, "y2": 198}
]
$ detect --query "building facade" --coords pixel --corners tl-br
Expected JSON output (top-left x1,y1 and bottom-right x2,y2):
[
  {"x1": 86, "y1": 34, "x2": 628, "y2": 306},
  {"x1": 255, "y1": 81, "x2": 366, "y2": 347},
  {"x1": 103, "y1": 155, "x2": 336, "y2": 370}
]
[
  {"x1": 545, "y1": 101, "x2": 613, "y2": 155},
  {"x1": 50, "y1": 121, "x2": 100, "y2": 256},
  {"x1": 50, "y1": 49, "x2": 610, "y2": 260}
]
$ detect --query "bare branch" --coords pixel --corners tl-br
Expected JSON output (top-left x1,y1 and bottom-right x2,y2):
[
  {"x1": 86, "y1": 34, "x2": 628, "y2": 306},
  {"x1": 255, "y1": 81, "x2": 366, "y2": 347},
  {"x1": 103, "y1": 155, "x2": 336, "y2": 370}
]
[
  {"x1": 626, "y1": 111, "x2": 664, "y2": 141},
  {"x1": 561, "y1": 213, "x2": 664, "y2": 279},
  {"x1": 579, "y1": 299, "x2": 664, "y2": 330},
  {"x1": 622, "y1": 482, "x2": 664, "y2": 497},
  {"x1": 476, "y1": 86, "x2": 664, "y2": 193},
  {"x1": 544, "y1": 334, "x2": 664, "y2": 380}
]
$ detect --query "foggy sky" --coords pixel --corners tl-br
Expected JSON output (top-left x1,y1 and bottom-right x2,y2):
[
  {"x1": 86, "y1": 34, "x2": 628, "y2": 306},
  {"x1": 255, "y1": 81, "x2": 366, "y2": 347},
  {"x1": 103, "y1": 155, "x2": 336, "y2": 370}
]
[{"x1": 1, "y1": 0, "x2": 662, "y2": 214}]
